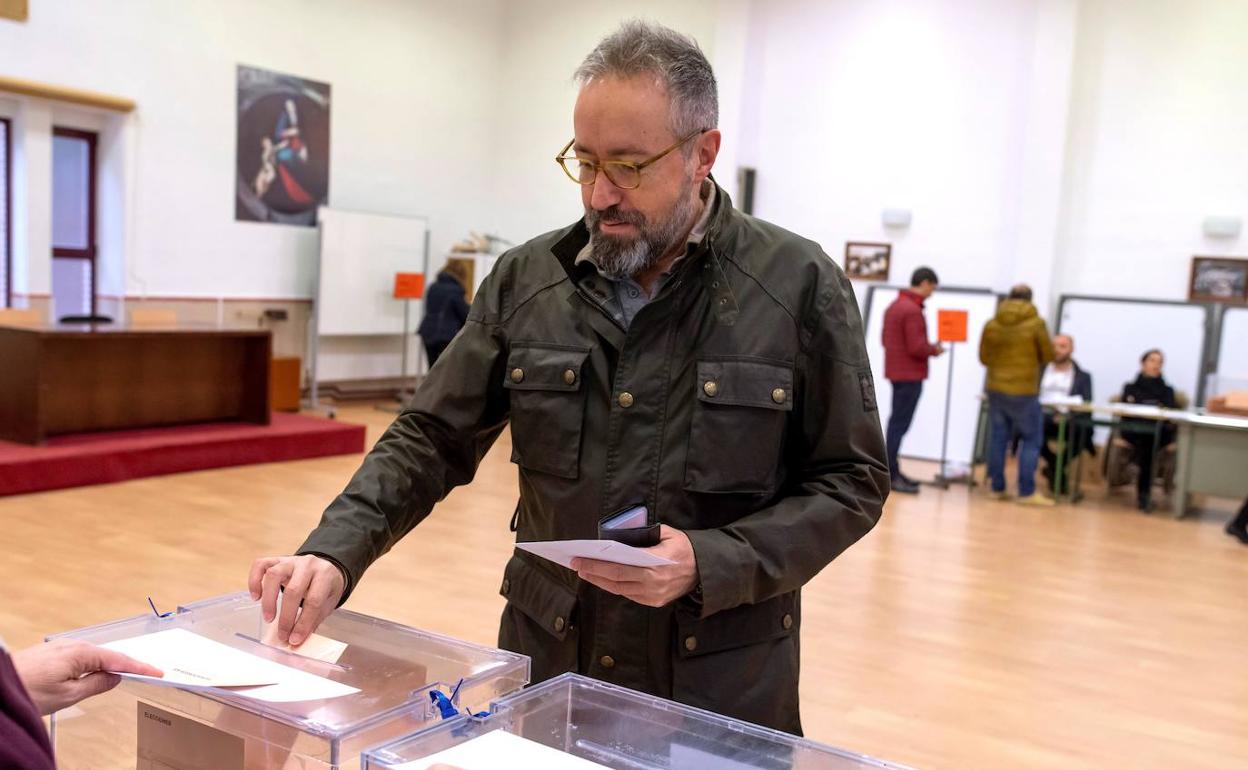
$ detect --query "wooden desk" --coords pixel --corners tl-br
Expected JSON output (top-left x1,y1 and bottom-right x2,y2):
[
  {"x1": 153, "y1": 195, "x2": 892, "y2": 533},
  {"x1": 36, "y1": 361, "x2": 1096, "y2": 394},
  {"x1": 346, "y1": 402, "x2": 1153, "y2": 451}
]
[{"x1": 0, "y1": 324, "x2": 271, "y2": 445}]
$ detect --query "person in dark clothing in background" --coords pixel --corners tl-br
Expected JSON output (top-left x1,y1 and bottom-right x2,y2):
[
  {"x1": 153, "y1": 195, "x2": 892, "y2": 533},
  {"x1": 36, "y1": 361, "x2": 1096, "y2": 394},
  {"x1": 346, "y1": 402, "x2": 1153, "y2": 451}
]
[
  {"x1": 1226, "y1": 498, "x2": 1248, "y2": 545},
  {"x1": 417, "y1": 259, "x2": 472, "y2": 367},
  {"x1": 1121, "y1": 348, "x2": 1178, "y2": 511},
  {"x1": 880, "y1": 267, "x2": 945, "y2": 494}
]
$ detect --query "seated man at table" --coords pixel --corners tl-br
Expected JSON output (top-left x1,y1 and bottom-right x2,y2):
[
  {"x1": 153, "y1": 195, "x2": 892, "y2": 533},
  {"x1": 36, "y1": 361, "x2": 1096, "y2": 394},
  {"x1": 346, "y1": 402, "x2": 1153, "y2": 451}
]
[
  {"x1": 1038, "y1": 334, "x2": 1093, "y2": 494},
  {"x1": 1120, "y1": 348, "x2": 1178, "y2": 511}
]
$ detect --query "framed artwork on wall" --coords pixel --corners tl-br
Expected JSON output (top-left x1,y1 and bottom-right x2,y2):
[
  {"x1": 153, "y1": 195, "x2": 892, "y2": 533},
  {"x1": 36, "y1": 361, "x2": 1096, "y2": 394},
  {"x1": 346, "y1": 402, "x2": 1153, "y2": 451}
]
[
  {"x1": 235, "y1": 65, "x2": 331, "y2": 227},
  {"x1": 1189, "y1": 256, "x2": 1248, "y2": 304},
  {"x1": 844, "y1": 241, "x2": 891, "y2": 281}
]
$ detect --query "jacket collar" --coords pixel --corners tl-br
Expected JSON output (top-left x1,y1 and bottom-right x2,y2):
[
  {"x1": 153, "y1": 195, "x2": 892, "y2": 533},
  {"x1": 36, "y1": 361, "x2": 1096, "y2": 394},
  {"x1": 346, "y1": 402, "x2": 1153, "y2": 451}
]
[
  {"x1": 551, "y1": 179, "x2": 741, "y2": 325},
  {"x1": 900, "y1": 289, "x2": 926, "y2": 307}
]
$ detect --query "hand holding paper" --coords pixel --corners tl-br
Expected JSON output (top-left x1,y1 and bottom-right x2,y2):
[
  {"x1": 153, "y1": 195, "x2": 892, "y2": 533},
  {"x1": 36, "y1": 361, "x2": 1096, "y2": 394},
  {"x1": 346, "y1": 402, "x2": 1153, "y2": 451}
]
[
  {"x1": 521, "y1": 525, "x2": 700, "y2": 609},
  {"x1": 102, "y1": 628, "x2": 359, "y2": 702},
  {"x1": 12, "y1": 639, "x2": 164, "y2": 715}
]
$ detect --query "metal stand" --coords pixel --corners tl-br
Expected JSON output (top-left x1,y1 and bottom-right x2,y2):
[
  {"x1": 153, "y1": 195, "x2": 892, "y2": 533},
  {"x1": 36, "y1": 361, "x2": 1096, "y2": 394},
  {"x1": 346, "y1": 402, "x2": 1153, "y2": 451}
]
[
  {"x1": 376, "y1": 298, "x2": 417, "y2": 415},
  {"x1": 931, "y1": 343, "x2": 973, "y2": 489}
]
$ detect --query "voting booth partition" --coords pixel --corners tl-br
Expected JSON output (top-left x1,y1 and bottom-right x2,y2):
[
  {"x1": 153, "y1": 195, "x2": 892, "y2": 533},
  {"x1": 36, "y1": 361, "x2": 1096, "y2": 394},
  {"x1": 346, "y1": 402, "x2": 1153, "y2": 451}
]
[
  {"x1": 363, "y1": 673, "x2": 912, "y2": 770},
  {"x1": 48, "y1": 593, "x2": 529, "y2": 770}
]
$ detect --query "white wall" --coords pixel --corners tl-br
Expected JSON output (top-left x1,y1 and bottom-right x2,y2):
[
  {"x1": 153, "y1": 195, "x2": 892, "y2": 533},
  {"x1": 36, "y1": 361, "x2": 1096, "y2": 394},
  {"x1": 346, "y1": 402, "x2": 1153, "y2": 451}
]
[
  {"x1": 0, "y1": 0, "x2": 506, "y2": 301},
  {"x1": 489, "y1": 0, "x2": 720, "y2": 248},
  {"x1": 728, "y1": 0, "x2": 1248, "y2": 321},
  {"x1": 735, "y1": 0, "x2": 1047, "y2": 308},
  {"x1": 4, "y1": 0, "x2": 1244, "y2": 359},
  {"x1": 1054, "y1": 0, "x2": 1248, "y2": 303}
]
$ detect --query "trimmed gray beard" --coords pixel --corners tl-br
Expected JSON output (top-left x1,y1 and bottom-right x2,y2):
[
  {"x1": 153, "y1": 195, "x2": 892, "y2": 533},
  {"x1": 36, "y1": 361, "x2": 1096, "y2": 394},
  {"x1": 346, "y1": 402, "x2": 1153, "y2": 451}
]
[{"x1": 585, "y1": 176, "x2": 698, "y2": 280}]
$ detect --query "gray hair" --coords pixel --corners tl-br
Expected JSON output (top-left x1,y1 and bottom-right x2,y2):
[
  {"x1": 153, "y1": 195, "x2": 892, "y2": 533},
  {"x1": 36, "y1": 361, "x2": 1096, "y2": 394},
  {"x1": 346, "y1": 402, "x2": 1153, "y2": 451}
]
[{"x1": 574, "y1": 20, "x2": 718, "y2": 142}]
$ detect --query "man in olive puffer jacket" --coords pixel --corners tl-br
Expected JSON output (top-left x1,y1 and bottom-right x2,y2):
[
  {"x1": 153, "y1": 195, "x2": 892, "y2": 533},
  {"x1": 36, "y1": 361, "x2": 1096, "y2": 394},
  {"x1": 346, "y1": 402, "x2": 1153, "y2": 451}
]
[{"x1": 979, "y1": 285, "x2": 1055, "y2": 505}]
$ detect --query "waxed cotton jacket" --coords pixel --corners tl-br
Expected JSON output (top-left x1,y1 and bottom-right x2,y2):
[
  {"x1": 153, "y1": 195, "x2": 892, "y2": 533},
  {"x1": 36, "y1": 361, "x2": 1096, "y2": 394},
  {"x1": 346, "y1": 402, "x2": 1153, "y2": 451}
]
[{"x1": 297, "y1": 184, "x2": 890, "y2": 734}]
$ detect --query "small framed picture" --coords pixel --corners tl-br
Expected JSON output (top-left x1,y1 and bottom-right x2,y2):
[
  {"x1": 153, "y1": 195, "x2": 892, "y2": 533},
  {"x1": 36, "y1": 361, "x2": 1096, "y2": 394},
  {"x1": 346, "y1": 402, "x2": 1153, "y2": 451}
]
[
  {"x1": 1189, "y1": 256, "x2": 1248, "y2": 304},
  {"x1": 844, "y1": 242, "x2": 892, "y2": 282}
]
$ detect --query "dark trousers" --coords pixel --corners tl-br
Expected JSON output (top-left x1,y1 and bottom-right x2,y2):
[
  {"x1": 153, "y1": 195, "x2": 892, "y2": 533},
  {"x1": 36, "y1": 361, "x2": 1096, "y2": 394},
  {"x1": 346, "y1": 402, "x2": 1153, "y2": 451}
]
[
  {"x1": 886, "y1": 380, "x2": 923, "y2": 480},
  {"x1": 986, "y1": 391, "x2": 1043, "y2": 497},
  {"x1": 1040, "y1": 415, "x2": 1089, "y2": 495},
  {"x1": 1229, "y1": 499, "x2": 1248, "y2": 533},
  {"x1": 424, "y1": 340, "x2": 449, "y2": 367},
  {"x1": 1124, "y1": 428, "x2": 1175, "y2": 500}
]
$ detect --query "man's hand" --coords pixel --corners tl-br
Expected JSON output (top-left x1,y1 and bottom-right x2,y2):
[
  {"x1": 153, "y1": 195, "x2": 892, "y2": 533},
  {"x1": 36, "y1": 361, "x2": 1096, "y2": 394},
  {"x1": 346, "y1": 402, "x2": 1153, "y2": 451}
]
[
  {"x1": 12, "y1": 639, "x2": 164, "y2": 716},
  {"x1": 248, "y1": 554, "x2": 346, "y2": 647},
  {"x1": 572, "y1": 525, "x2": 699, "y2": 607},
  {"x1": 933, "y1": 342, "x2": 947, "y2": 356}
]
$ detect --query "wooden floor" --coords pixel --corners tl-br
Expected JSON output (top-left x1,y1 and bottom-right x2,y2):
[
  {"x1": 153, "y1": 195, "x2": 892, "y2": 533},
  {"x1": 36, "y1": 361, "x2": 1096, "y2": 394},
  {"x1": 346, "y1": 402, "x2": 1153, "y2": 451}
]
[{"x1": 3, "y1": 404, "x2": 1246, "y2": 769}]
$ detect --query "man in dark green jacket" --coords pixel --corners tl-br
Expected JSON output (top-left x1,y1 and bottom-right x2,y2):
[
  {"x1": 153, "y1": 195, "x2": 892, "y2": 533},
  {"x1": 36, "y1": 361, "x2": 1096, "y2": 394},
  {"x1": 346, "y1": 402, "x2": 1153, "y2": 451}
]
[{"x1": 248, "y1": 21, "x2": 889, "y2": 735}]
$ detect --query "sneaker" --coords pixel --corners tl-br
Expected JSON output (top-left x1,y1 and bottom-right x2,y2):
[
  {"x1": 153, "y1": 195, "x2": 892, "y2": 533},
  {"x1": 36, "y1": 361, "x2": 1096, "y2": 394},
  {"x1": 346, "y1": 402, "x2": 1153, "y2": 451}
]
[
  {"x1": 1017, "y1": 494, "x2": 1056, "y2": 507},
  {"x1": 891, "y1": 477, "x2": 920, "y2": 495},
  {"x1": 989, "y1": 489, "x2": 1012, "y2": 501},
  {"x1": 1225, "y1": 524, "x2": 1248, "y2": 545}
]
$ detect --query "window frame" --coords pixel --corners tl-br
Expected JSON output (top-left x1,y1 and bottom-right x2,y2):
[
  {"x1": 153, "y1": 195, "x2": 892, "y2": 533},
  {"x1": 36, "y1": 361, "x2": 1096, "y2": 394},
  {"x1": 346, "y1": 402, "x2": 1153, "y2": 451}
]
[
  {"x1": 51, "y1": 126, "x2": 99, "y2": 316},
  {"x1": 1, "y1": 116, "x2": 11, "y2": 308}
]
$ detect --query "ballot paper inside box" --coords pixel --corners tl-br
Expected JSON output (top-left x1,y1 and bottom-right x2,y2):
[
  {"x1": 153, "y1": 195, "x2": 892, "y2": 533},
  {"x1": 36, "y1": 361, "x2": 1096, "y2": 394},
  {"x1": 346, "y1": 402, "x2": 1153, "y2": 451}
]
[
  {"x1": 48, "y1": 592, "x2": 529, "y2": 770},
  {"x1": 363, "y1": 673, "x2": 913, "y2": 770}
]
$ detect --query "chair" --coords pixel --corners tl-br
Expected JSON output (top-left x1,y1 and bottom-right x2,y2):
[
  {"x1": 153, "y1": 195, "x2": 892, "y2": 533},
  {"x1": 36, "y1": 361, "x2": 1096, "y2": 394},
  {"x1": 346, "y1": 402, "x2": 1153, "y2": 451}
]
[
  {"x1": 128, "y1": 307, "x2": 178, "y2": 327},
  {"x1": 1103, "y1": 390, "x2": 1188, "y2": 496},
  {"x1": 0, "y1": 308, "x2": 43, "y2": 327}
]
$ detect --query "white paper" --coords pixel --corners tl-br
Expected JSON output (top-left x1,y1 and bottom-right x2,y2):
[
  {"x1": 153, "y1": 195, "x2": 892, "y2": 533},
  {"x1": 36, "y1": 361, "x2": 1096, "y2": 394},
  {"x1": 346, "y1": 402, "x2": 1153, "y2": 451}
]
[
  {"x1": 103, "y1": 628, "x2": 360, "y2": 703},
  {"x1": 392, "y1": 730, "x2": 610, "y2": 770},
  {"x1": 1113, "y1": 403, "x2": 1167, "y2": 418},
  {"x1": 260, "y1": 618, "x2": 348, "y2": 664},
  {"x1": 1040, "y1": 394, "x2": 1084, "y2": 407},
  {"x1": 516, "y1": 540, "x2": 675, "y2": 570}
]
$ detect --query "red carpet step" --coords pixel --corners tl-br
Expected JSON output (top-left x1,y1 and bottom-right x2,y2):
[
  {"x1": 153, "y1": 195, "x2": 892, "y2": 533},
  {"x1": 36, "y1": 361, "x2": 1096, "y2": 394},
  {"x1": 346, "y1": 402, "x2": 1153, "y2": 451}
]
[{"x1": 0, "y1": 413, "x2": 366, "y2": 497}]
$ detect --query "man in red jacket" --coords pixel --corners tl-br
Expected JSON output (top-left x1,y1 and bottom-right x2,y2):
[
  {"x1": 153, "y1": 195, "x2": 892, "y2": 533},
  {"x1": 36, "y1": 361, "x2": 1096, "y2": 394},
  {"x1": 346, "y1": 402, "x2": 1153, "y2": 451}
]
[{"x1": 881, "y1": 267, "x2": 944, "y2": 493}]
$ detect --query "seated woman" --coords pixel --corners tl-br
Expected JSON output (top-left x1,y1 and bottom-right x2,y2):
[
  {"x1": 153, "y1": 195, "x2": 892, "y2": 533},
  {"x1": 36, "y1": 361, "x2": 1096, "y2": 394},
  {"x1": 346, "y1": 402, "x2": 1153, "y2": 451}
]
[{"x1": 1120, "y1": 348, "x2": 1178, "y2": 511}]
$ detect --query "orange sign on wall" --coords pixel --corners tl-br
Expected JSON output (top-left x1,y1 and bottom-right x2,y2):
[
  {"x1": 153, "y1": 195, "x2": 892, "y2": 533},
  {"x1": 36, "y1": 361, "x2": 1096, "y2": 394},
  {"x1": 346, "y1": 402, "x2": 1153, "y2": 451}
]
[
  {"x1": 937, "y1": 309, "x2": 969, "y2": 343},
  {"x1": 393, "y1": 273, "x2": 426, "y2": 300}
]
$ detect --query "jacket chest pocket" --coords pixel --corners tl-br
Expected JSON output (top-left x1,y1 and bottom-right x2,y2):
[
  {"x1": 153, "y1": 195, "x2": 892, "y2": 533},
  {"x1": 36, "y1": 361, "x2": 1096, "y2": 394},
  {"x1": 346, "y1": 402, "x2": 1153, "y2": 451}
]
[
  {"x1": 504, "y1": 343, "x2": 591, "y2": 479},
  {"x1": 684, "y1": 358, "x2": 794, "y2": 494}
]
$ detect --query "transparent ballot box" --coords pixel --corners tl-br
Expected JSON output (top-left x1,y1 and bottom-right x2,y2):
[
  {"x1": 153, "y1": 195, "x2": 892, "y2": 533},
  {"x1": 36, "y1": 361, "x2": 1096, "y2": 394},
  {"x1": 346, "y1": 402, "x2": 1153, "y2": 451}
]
[
  {"x1": 48, "y1": 592, "x2": 530, "y2": 769},
  {"x1": 362, "y1": 673, "x2": 912, "y2": 770}
]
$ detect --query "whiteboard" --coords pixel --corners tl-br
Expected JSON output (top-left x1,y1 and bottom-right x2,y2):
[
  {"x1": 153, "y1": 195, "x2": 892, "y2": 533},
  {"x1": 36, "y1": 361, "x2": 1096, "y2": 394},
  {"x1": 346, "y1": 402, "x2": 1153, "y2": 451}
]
[
  {"x1": 864, "y1": 286, "x2": 999, "y2": 465},
  {"x1": 316, "y1": 207, "x2": 429, "y2": 336},
  {"x1": 1218, "y1": 306, "x2": 1248, "y2": 380},
  {"x1": 1056, "y1": 298, "x2": 1207, "y2": 407}
]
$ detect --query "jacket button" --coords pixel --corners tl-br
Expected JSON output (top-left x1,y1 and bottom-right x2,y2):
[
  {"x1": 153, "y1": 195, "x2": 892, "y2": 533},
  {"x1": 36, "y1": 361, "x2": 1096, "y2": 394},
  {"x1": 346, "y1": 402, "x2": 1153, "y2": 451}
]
[
  {"x1": 684, "y1": 635, "x2": 698, "y2": 652},
  {"x1": 703, "y1": 380, "x2": 718, "y2": 397},
  {"x1": 510, "y1": 368, "x2": 525, "y2": 384},
  {"x1": 782, "y1": 613, "x2": 794, "y2": 630},
  {"x1": 618, "y1": 392, "x2": 634, "y2": 408},
  {"x1": 554, "y1": 616, "x2": 566, "y2": 633},
  {"x1": 563, "y1": 369, "x2": 577, "y2": 386},
  {"x1": 501, "y1": 579, "x2": 511, "y2": 595},
  {"x1": 772, "y1": 388, "x2": 787, "y2": 404},
  {"x1": 599, "y1": 655, "x2": 615, "y2": 669}
]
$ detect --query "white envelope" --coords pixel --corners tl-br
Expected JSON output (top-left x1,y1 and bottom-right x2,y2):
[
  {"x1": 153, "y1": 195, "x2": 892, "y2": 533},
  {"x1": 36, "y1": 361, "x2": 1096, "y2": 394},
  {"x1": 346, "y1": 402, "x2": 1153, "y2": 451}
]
[
  {"x1": 104, "y1": 628, "x2": 359, "y2": 703},
  {"x1": 516, "y1": 540, "x2": 675, "y2": 570}
]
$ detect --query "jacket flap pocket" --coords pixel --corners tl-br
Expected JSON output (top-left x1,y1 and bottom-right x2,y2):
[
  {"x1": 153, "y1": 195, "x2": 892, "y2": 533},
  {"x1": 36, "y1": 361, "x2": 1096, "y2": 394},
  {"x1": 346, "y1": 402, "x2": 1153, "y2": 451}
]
[
  {"x1": 503, "y1": 343, "x2": 591, "y2": 392},
  {"x1": 500, "y1": 553, "x2": 578, "y2": 641},
  {"x1": 675, "y1": 592, "x2": 797, "y2": 658},
  {"x1": 696, "y1": 358, "x2": 794, "y2": 411}
]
